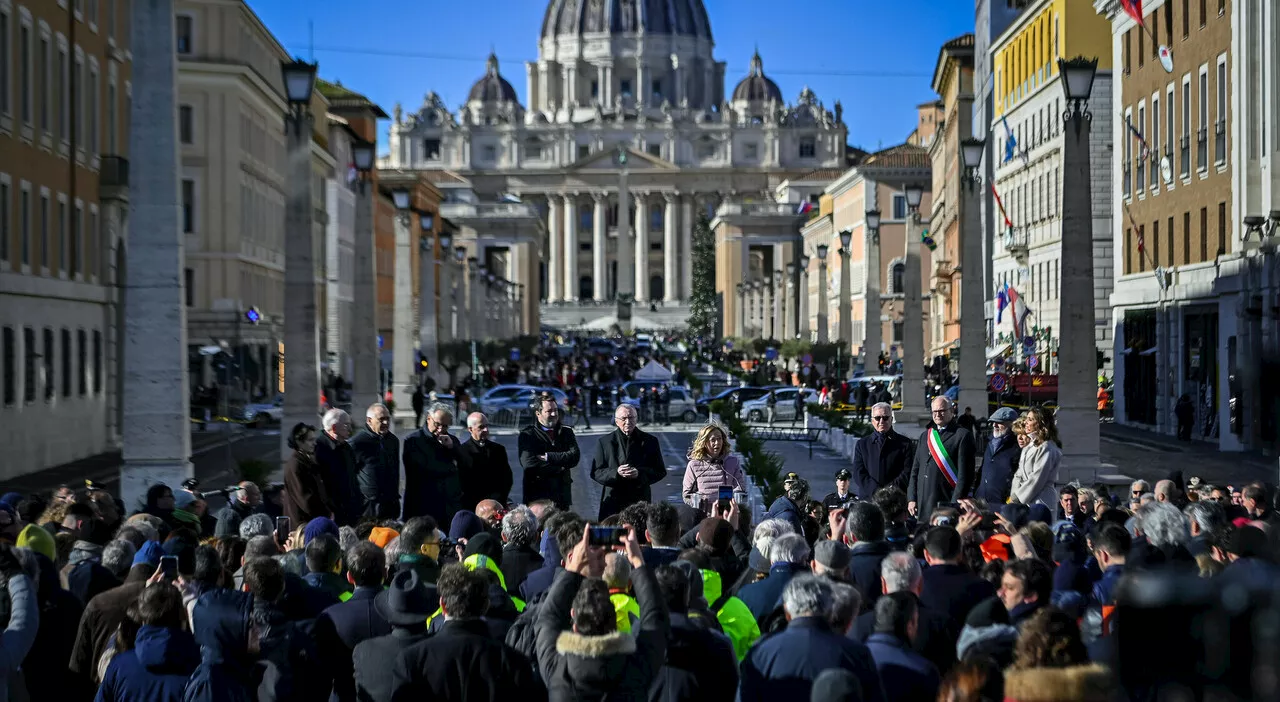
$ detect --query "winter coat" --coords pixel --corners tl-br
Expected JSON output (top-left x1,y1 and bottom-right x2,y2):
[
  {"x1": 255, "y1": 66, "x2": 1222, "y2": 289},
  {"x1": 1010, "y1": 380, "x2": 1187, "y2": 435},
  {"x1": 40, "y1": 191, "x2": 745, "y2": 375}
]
[
  {"x1": 738, "y1": 617, "x2": 887, "y2": 702},
  {"x1": 763, "y1": 496, "x2": 805, "y2": 534},
  {"x1": 62, "y1": 544, "x2": 122, "y2": 605},
  {"x1": 1010, "y1": 440, "x2": 1062, "y2": 509},
  {"x1": 864, "y1": 632, "x2": 940, "y2": 701},
  {"x1": 736, "y1": 562, "x2": 809, "y2": 624},
  {"x1": 0, "y1": 574, "x2": 38, "y2": 702},
  {"x1": 353, "y1": 629, "x2": 429, "y2": 702},
  {"x1": 974, "y1": 432, "x2": 1024, "y2": 505},
  {"x1": 848, "y1": 540, "x2": 893, "y2": 614},
  {"x1": 315, "y1": 431, "x2": 362, "y2": 527},
  {"x1": 457, "y1": 438, "x2": 514, "y2": 508},
  {"x1": 851, "y1": 429, "x2": 913, "y2": 500},
  {"x1": 648, "y1": 612, "x2": 738, "y2": 702},
  {"x1": 70, "y1": 564, "x2": 151, "y2": 688},
  {"x1": 920, "y1": 563, "x2": 996, "y2": 624},
  {"x1": 402, "y1": 428, "x2": 463, "y2": 524},
  {"x1": 283, "y1": 450, "x2": 333, "y2": 526},
  {"x1": 681, "y1": 455, "x2": 746, "y2": 510},
  {"x1": 349, "y1": 428, "x2": 401, "y2": 518},
  {"x1": 22, "y1": 553, "x2": 86, "y2": 701},
  {"x1": 518, "y1": 424, "x2": 581, "y2": 509},
  {"x1": 1002, "y1": 664, "x2": 1115, "y2": 702},
  {"x1": 389, "y1": 618, "x2": 539, "y2": 702},
  {"x1": 500, "y1": 543, "x2": 543, "y2": 597},
  {"x1": 698, "y1": 569, "x2": 759, "y2": 662},
  {"x1": 535, "y1": 567, "x2": 669, "y2": 701},
  {"x1": 907, "y1": 421, "x2": 977, "y2": 524},
  {"x1": 850, "y1": 600, "x2": 958, "y2": 674},
  {"x1": 183, "y1": 589, "x2": 257, "y2": 702},
  {"x1": 955, "y1": 622, "x2": 1019, "y2": 667},
  {"x1": 315, "y1": 587, "x2": 390, "y2": 702},
  {"x1": 94, "y1": 625, "x2": 200, "y2": 702},
  {"x1": 252, "y1": 600, "x2": 331, "y2": 701},
  {"x1": 590, "y1": 428, "x2": 665, "y2": 521}
]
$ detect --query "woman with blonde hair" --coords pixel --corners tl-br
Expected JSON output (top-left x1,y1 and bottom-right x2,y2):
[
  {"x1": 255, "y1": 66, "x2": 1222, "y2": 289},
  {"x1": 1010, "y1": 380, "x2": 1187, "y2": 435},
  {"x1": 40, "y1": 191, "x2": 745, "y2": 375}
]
[
  {"x1": 1011, "y1": 417, "x2": 1031, "y2": 449},
  {"x1": 682, "y1": 423, "x2": 745, "y2": 513},
  {"x1": 1009, "y1": 407, "x2": 1063, "y2": 509}
]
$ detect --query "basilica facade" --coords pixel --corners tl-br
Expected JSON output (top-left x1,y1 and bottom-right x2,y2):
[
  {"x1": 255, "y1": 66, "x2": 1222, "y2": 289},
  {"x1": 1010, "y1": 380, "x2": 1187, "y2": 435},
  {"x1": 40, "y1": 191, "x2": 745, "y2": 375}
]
[{"x1": 383, "y1": 0, "x2": 849, "y2": 330}]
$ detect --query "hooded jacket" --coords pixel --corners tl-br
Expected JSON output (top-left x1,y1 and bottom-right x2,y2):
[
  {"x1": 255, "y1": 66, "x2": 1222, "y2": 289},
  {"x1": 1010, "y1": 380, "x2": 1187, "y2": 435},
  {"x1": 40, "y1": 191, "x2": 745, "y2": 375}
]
[
  {"x1": 1002, "y1": 664, "x2": 1116, "y2": 702},
  {"x1": 0, "y1": 574, "x2": 38, "y2": 702},
  {"x1": 697, "y1": 568, "x2": 756, "y2": 661},
  {"x1": 94, "y1": 625, "x2": 200, "y2": 702},
  {"x1": 648, "y1": 611, "x2": 738, "y2": 702},
  {"x1": 183, "y1": 589, "x2": 256, "y2": 702}
]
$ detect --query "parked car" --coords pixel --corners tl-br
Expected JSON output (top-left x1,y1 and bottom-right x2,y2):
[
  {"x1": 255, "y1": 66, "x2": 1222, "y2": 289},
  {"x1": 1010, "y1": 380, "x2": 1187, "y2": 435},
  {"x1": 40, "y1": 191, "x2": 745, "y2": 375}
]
[
  {"x1": 475, "y1": 384, "x2": 535, "y2": 414},
  {"x1": 695, "y1": 386, "x2": 776, "y2": 416},
  {"x1": 739, "y1": 387, "x2": 819, "y2": 422},
  {"x1": 485, "y1": 387, "x2": 569, "y2": 423},
  {"x1": 243, "y1": 395, "x2": 284, "y2": 428},
  {"x1": 621, "y1": 385, "x2": 699, "y2": 423}
]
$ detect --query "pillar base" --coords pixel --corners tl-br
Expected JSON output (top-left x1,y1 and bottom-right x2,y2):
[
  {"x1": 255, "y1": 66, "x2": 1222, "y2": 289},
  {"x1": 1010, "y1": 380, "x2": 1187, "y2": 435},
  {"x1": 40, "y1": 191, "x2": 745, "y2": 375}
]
[
  {"x1": 394, "y1": 408, "x2": 419, "y2": 432},
  {"x1": 121, "y1": 458, "x2": 193, "y2": 514}
]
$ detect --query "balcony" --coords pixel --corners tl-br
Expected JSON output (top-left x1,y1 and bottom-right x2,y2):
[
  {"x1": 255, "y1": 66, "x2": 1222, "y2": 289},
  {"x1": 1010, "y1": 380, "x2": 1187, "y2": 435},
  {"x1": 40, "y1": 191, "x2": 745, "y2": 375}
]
[
  {"x1": 714, "y1": 201, "x2": 805, "y2": 226},
  {"x1": 1215, "y1": 120, "x2": 1226, "y2": 164},
  {"x1": 1180, "y1": 136, "x2": 1191, "y2": 179},
  {"x1": 99, "y1": 155, "x2": 130, "y2": 202},
  {"x1": 1197, "y1": 128, "x2": 1207, "y2": 171},
  {"x1": 438, "y1": 202, "x2": 538, "y2": 220},
  {"x1": 1001, "y1": 228, "x2": 1029, "y2": 262}
]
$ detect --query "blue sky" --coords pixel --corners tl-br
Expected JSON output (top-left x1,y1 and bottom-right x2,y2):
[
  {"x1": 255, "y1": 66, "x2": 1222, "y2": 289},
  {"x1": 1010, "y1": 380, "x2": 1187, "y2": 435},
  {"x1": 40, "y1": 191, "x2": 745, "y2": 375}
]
[{"x1": 252, "y1": 0, "x2": 975, "y2": 153}]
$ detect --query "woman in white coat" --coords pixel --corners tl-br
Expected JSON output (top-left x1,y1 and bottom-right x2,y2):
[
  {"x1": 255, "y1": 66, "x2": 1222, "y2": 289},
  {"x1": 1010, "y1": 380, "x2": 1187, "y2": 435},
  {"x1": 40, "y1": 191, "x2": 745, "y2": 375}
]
[{"x1": 1009, "y1": 407, "x2": 1062, "y2": 509}]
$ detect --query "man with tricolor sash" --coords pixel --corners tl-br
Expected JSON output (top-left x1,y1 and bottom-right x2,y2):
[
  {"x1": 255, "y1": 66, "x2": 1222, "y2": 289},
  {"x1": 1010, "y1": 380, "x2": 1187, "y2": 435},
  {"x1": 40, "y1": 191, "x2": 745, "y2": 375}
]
[{"x1": 907, "y1": 396, "x2": 977, "y2": 525}]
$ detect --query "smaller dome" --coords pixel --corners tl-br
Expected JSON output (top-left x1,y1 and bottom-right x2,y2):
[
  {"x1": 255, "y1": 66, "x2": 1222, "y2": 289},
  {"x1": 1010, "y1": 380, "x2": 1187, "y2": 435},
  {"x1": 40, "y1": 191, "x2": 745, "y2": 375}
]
[
  {"x1": 468, "y1": 53, "x2": 520, "y2": 104},
  {"x1": 732, "y1": 51, "x2": 783, "y2": 103}
]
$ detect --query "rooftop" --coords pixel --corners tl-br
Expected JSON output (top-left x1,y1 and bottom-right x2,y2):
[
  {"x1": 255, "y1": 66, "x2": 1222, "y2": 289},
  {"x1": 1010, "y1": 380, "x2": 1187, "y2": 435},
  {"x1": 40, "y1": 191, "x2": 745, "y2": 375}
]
[{"x1": 316, "y1": 79, "x2": 389, "y2": 118}]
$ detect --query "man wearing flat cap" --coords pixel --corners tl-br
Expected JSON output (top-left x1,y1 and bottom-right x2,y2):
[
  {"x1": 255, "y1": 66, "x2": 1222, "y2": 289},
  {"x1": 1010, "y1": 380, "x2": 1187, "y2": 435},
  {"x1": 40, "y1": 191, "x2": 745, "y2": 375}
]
[{"x1": 975, "y1": 407, "x2": 1024, "y2": 505}]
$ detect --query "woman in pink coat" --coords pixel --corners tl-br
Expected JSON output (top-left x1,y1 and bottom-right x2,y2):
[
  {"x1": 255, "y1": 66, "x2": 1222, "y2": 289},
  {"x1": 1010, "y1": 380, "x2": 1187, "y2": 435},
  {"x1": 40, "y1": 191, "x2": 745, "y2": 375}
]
[{"x1": 682, "y1": 424, "x2": 746, "y2": 514}]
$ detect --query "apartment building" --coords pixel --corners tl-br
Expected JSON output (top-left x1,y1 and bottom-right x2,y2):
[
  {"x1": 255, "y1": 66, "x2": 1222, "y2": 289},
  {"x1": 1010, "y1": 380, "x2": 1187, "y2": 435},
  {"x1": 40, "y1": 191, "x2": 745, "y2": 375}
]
[
  {"x1": 991, "y1": 0, "x2": 1114, "y2": 376},
  {"x1": 1097, "y1": 0, "x2": 1233, "y2": 446},
  {"x1": 0, "y1": 0, "x2": 131, "y2": 478}
]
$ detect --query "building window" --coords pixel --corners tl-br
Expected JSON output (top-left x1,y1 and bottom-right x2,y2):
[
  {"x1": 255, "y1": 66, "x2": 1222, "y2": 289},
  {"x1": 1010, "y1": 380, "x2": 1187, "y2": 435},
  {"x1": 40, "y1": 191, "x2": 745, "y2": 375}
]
[
  {"x1": 1218, "y1": 202, "x2": 1227, "y2": 257},
  {"x1": 1182, "y1": 0, "x2": 1189, "y2": 37},
  {"x1": 92, "y1": 329, "x2": 100, "y2": 394},
  {"x1": 650, "y1": 79, "x2": 662, "y2": 102},
  {"x1": 88, "y1": 64, "x2": 99, "y2": 154},
  {"x1": 23, "y1": 327, "x2": 34, "y2": 403},
  {"x1": 77, "y1": 328, "x2": 86, "y2": 395},
  {"x1": 1122, "y1": 108, "x2": 1132, "y2": 198},
  {"x1": 57, "y1": 45, "x2": 67, "y2": 143},
  {"x1": 892, "y1": 321, "x2": 904, "y2": 343},
  {"x1": 1180, "y1": 76, "x2": 1191, "y2": 178},
  {"x1": 891, "y1": 261, "x2": 905, "y2": 293},
  {"x1": 619, "y1": 79, "x2": 631, "y2": 97},
  {"x1": 0, "y1": 179, "x2": 8, "y2": 262},
  {"x1": 106, "y1": 0, "x2": 114, "y2": 40},
  {"x1": 38, "y1": 33, "x2": 48, "y2": 131},
  {"x1": 590, "y1": 80, "x2": 598, "y2": 99},
  {"x1": 481, "y1": 144, "x2": 496, "y2": 162},
  {"x1": 1199, "y1": 0, "x2": 1205, "y2": 26},
  {"x1": 1136, "y1": 103, "x2": 1146, "y2": 189},
  {"x1": 1137, "y1": 225, "x2": 1146, "y2": 272},
  {"x1": 892, "y1": 194, "x2": 906, "y2": 220},
  {"x1": 1151, "y1": 93, "x2": 1161, "y2": 189},
  {"x1": 1182, "y1": 211, "x2": 1191, "y2": 264},
  {"x1": 1167, "y1": 216, "x2": 1174, "y2": 266},
  {"x1": 42, "y1": 327, "x2": 52, "y2": 400},
  {"x1": 175, "y1": 14, "x2": 192, "y2": 54},
  {"x1": 1152, "y1": 219, "x2": 1160, "y2": 266},
  {"x1": 1137, "y1": 25, "x2": 1143, "y2": 67},
  {"x1": 19, "y1": 21, "x2": 30, "y2": 126},
  {"x1": 744, "y1": 142, "x2": 758, "y2": 159},
  {"x1": 0, "y1": 7, "x2": 9, "y2": 118},
  {"x1": 1215, "y1": 56, "x2": 1226, "y2": 164},
  {"x1": 646, "y1": 143, "x2": 660, "y2": 157},
  {"x1": 1123, "y1": 30, "x2": 1130, "y2": 75},
  {"x1": 798, "y1": 137, "x2": 816, "y2": 158},
  {"x1": 577, "y1": 144, "x2": 589, "y2": 160},
  {"x1": 39, "y1": 192, "x2": 48, "y2": 268},
  {"x1": 181, "y1": 179, "x2": 194, "y2": 233},
  {"x1": 71, "y1": 201, "x2": 82, "y2": 276},
  {"x1": 423, "y1": 138, "x2": 440, "y2": 159},
  {"x1": 57, "y1": 199, "x2": 66, "y2": 272},
  {"x1": 1199, "y1": 207, "x2": 1208, "y2": 262},
  {"x1": 184, "y1": 267, "x2": 193, "y2": 306},
  {"x1": 19, "y1": 184, "x2": 29, "y2": 266},
  {"x1": 179, "y1": 104, "x2": 192, "y2": 143},
  {"x1": 60, "y1": 328, "x2": 70, "y2": 397},
  {"x1": 1197, "y1": 66, "x2": 1208, "y2": 170},
  {"x1": 73, "y1": 54, "x2": 82, "y2": 147},
  {"x1": 2, "y1": 327, "x2": 12, "y2": 406}
]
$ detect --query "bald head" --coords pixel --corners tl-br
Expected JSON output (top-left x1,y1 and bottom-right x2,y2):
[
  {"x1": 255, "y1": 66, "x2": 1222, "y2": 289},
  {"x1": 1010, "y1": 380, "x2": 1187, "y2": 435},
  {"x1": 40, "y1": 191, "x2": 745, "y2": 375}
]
[
  {"x1": 466, "y1": 412, "x2": 489, "y2": 442},
  {"x1": 366, "y1": 403, "x2": 391, "y2": 434},
  {"x1": 1154, "y1": 480, "x2": 1177, "y2": 502},
  {"x1": 476, "y1": 499, "x2": 503, "y2": 525},
  {"x1": 930, "y1": 396, "x2": 954, "y2": 426}
]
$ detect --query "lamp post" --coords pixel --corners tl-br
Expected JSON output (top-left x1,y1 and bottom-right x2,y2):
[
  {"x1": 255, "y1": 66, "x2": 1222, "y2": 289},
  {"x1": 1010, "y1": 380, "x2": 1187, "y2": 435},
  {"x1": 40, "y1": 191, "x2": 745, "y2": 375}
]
[
  {"x1": 454, "y1": 246, "x2": 467, "y2": 341},
  {"x1": 761, "y1": 276, "x2": 773, "y2": 340},
  {"x1": 467, "y1": 257, "x2": 480, "y2": 343},
  {"x1": 816, "y1": 244, "x2": 830, "y2": 343},
  {"x1": 735, "y1": 283, "x2": 746, "y2": 337},
  {"x1": 958, "y1": 137, "x2": 988, "y2": 419},
  {"x1": 418, "y1": 213, "x2": 442, "y2": 389},
  {"x1": 798, "y1": 256, "x2": 811, "y2": 341},
  {"x1": 1056, "y1": 56, "x2": 1101, "y2": 484},
  {"x1": 785, "y1": 262, "x2": 798, "y2": 339},
  {"x1": 773, "y1": 269, "x2": 785, "y2": 342},
  {"x1": 902, "y1": 183, "x2": 926, "y2": 422},
  {"x1": 280, "y1": 58, "x2": 322, "y2": 451},
  {"x1": 437, "y1": 229, "x2": 454, "y2": 344},
  {"x1": 864, "y1": 209, "x2": 882, "y2": 373},
  {"x1": 349, "y1": 138, "x2": 380, "y2": 408},
  {"x1": 838, "y1": 228, "x2": 853, "y2": 373},
  {"x1": 750, "y1": 281, "x2": 762, "y2": 336},
  {"x1": 389, "y1": 187, "x2": 418, "y2": 427}
]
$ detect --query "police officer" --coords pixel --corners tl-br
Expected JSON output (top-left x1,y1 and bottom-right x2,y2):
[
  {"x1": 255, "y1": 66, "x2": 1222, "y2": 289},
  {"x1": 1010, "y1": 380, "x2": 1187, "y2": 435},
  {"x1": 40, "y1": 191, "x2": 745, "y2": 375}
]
[{"x1": 822, "y1": 469, "x2": 857, "y2": 512}]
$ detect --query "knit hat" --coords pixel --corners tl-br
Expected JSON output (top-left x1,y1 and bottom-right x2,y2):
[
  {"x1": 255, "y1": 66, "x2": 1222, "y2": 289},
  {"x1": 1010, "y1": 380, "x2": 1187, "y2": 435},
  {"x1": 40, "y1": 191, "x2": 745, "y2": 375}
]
[
  {"x1": 133, "y1": 540, "x2": 164, "y2": 568},
  {"x1": 809, "y1": 668, "x2": 863, "y2": 702},
  {"x1": 303, "y1": 517, "x2": 339, "y2": 545},
  {"x1": 448, "y1": 511, "x2": 486, "y2": 542},
  {"x1": 965, "y1": 596, "x2": 1010, "y2": 628},
  {"x1": 814, "y1": 539, "x2": 852, "y2": 573},
  {"x1": 463, "y1": 532, "x2": 503, "y2": 565},
  {"x1": 368, "y1": 527, "x2": 399, "y2": 549},
  {"x1": 16, "y1": 524, "x2": 56, "y2": 562},
  {"x1": 0, "y1": 493, "x2": 24, "y2": 511},
  {"x1": 696, "y1": 518, "x2": 733, "y2": 555},
  {"x1": 173, "y1": 490, "x2": 198, "y2": 511}
]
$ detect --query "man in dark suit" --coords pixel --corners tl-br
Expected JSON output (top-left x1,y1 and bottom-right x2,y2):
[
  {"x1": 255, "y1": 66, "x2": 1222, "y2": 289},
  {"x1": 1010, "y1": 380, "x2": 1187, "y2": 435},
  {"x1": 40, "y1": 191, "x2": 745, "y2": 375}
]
[
  {"x1": 456, "y1": 412, "x2": 512, "y2": 509},
  {"x1": 349, "y1": 403, "x2": 401, "y2": 519},
  {"x1": 907, "y1": 397, "x2": 976, "y2": 525},
  {"x1": 851, "y1": 402, "x2": 913, "y2": 500},
  {"x1": 974, "y1": 407, "x2": 1023, "y2": 506},
  {"x1": 402, "y1": 404, "x2": 463, "y2": 525},
  {"x1": 590, "y1": 404, "x2": 665, "y2": 521},
  {"x1": 518, "y1": 393, "x2": 580, "y2": 510},
  {"x1": 919, "y1": 526, "x2": 995, "y2": 624},
  {"x1": 315, "y1": 542, "x2": 391, "y2": 702},
  {"x1": 316, "y1": 408, "x2": 362, "y2": 526}
]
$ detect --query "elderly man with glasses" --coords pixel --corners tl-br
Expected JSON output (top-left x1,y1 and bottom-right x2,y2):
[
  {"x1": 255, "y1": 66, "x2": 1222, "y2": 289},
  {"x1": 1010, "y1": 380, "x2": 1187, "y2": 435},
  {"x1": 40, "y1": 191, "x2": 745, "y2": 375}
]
[
  {"x1": 974, "y1": 407, "x2": 1024, "y2": 505},
  {"x1": 589, "y1": 404, "x2": 665, "y2": 521},
  {"x1": 850, "y1": 402, "x2": 913, "y2": 501},
  {"x1": 907, "y1": 396, "x2": 977, "y2": 525}
]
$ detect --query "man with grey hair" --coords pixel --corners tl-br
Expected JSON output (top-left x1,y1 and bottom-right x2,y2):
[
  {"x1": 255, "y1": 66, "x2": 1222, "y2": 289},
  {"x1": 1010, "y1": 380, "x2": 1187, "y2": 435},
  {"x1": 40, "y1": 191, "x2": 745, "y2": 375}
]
[
  {"x1": 239, "y1": 513, "x2": 275, "y2": 541},
  {"x1": 737, "y1": 532, "x2": 812, "y2": 624},
  {"x1": 590, "y1": 403, "x2": 664, "y2": 521},
  {"x1": 499, "y1": 505, "x2": 542, "y2": 594},
  {"x1": 1184, "y1": 500, "x2": 1228, "y2": 557},
  {"x1": 848, "y1": 551, "x2": 958, "y2": 673},
  {"x1": 101, "y1": 539, "x2": 137, "y2": 580},
  {"x1": 457, "y1": 411, "x2": 513, "y2": 508},
  {"x1": 852, "y1": 401, "x2": 912, "y2": 500},
  {"x1": 402, "y1": 403, "x2": 462, "y2": 524},
  {"x1": 739, "y1": 573, "x2": 885, "y2": 702},
  {"x1": 214, "y1": 481, "x2": 263, "y2": 537},
  {"x1": 317, "y1": 407, "x2": 361, "y2": 525},
  {"x1": 1129, "y1": 479, "x2": 1151, "y2": 510},
  {"x1": 350, "y1": 402, "x2": 401, "y2": 519},
  {"x1": 907, "y1": 395, "x2": 976, "y2": 525},
  {"x1": 1133, "y1": 500, "x2": 1195, "y2": 569}
]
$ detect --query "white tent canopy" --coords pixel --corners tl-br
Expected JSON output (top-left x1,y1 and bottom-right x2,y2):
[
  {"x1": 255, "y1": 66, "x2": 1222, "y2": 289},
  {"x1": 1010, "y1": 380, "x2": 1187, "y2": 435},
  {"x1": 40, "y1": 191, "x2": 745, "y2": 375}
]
[{"x1": 634, "y1": 359, "x2": 675, "y2": 382}]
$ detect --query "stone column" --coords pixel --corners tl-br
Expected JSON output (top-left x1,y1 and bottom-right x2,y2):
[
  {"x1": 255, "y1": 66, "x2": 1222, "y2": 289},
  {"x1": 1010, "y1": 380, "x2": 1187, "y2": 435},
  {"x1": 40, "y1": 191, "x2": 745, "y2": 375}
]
[
  {"x1": 957, "y1": 177, "x2": 987, "y2": 418},
  {"x1": 636, "y1": 60, "x2": 648, "y2": 107},
  {"x1": 817, "y1": 258, "x2": 830, "y2": 343},
  {"x1": 785, "y1": 271, "x2": 796, "y2": 340},
  {"x1": 467, "y1": 260, "x2": 479, "y2": 340},
  {"x1": 597, "y1": 64, "x2": 607, "y2": 104},
  {"x1": 121, "y1": 0, "x2": 192, "y2": 509},
  {"x1": 592, "y1": 194, "x2": 607, "y2": 301},
  {"x1": 863, "y1": 228, "x2": 882, "y2": 374},
  {"x1": 634, "y1": 194, "x2": 649, "y2": 301},
  {"x1": 735, "y1": 286, "x2": 746, "y2": 336},
  {"x1": 902, "y1": 212, "x2": 926, "y2": 421},
  {"x1": 563, "y1": 195, "x2": 578, "y2": 300},
  {"x1": 547, "y1": 196, "x2": 563, "y2": 302},
  {"x1": 773, "y1": 273, "x2": 784, "y2": 341},
  {"x1": 798, "y1": 266, "x2": 810, "y2": 341},
  {"x1": 616, "y1": 178, "x2": 633, "y2": 300},
  {"x1": 391, "y1": 213, "x2": 416, "y2": 427},
  {"x1": 764, "y1": 282, "x2": 775, "y2": 339},
  {"x1": 680, "y1": 197, "x2": 694, "y2": 300},
  {"x1": 839, "y1": 247, "x2": 852, "y2": 363},
  {"x1": 663, "y1": 193, "x2": 678, "y2": 302},
  {"x1": 439, "y1": 250, "x2": 454, "y2": 344}
]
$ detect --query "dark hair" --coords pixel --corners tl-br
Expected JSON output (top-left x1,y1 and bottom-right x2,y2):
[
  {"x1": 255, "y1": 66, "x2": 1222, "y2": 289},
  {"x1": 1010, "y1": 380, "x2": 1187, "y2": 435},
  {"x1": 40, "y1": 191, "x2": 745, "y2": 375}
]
[
  {"x1": 570, "y1": 578, "x2": 615, "y2": 636},
  {"x1": 1005, "y1": 558, "x2": 1052, "y2": 603},
  {"x1": 136, "y1": 580, "x2": 187, "y2": 629},
  {"x1": 16, "y1": 495, "x2": 46, "y2": 525},
  {"x1": 437, "y1": 563, "x2": 489, "y2": 619},
  {"x1": 677, "y1": 547, "x2": 711, "y2": 570},
  {"x1": 938, "y1": 658, "x2": 1005, "y2": 702},
  {"x1": 1095, "y1": 508, "x2": 1130, "y2": 528},
  {"x1": 215, "y1": 536, "x2": 247, "y2": 574},
  {"x1": 305, "y1": 534, "x2": 343, "y2": 574},
  {"x1": 1058, "y1": 484, "x2": 1078, "y2": 498},
  {"x1": 346, "y1": 541, "x2": 387, "y2": 588},
  {"x1": 114, "y1": 525, "x2": 147, "y2": 550},
  {"x1": 355, "y1": 520, "x2": 378, "y2": 541},
  {"x1": 244, "y1": 534, "x2": 279, "y2": 562},
  {"x1": 193, "y1": 545, "x2": 225, "y2": 587},
  {"x1": 287, "y1": 422, "x2": 317, "y2": 451},
  {"x1": 618, "y1": 502, "x2": 651, "y2": 540},
  {"x1": 654, "y1": 564, "x2": 690, "y2": 613},
  {"x1": 872, "y1": 486, "x2": 908, "y2": 523},
  {"x1": 243, "y1": 558, "x2": 286, "y2": 602},
  {"x1": 924, "y1": 526, "x2": 963, "y2": 562},
  {"x1": 873, "y1": 591, "x2": 919, "y2": 641},
  {"x1": 1012, "y1": 607, "x2": 1089, "y2": 670},
  {"x1": 847, "y1": 502, "x2": 885, "y2": 542},
  {"x1": 1242, "y1": 484, "x2": 1269, "y2": 506},
  {"x1": 66, "y1": 503, "x2": 96, "y2": 524},
  {"x1": 399, "y1": 516, "x2": 440, "y2": 555},
  {"x1": 979, "y1": 559, "x2": 1006, "y2": 589},
  {"x1": 553, "y1": 514, "x2": 588, "y2": 560},
  {"x1": 1089, "y1": 522, "x2": 1132, "y2": 558},
  {"x1": 646, "y1": 503, "x2": 680, "y2": 546}
]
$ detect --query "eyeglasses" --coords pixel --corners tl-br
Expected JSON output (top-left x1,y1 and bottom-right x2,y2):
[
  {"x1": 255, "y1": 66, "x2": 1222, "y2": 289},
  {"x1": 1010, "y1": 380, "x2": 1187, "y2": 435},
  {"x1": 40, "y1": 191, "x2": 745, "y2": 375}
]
[
  {"x1": 871, "y1": 415, "x2": 891, "y2": 421},
  {"x1": 931, "y1": 409, "x2": 949, "y2": 415}
]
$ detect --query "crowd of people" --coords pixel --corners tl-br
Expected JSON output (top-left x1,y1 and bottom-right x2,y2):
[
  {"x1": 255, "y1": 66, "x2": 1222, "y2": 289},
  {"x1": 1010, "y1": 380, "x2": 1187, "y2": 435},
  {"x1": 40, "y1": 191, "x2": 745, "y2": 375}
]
[{"x1": 0, "y1": 373, "x2": 1277, "y2": 701}]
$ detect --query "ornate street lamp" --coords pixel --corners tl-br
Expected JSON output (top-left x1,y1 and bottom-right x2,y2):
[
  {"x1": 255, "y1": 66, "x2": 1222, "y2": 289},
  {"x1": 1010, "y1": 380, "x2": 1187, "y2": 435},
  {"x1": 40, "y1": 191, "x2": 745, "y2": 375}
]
[
  {"x1": 281, "y1": 59, "x2": 317, "y2": 126},
  {"x1": 904, "y1": 184, "x2": 924, "y2": 213},
  {"x1": 1059, "y1": 57, "x2": 1099, "y2": 128},
  {"x1": 960, "y1": 138, "x2": 986, "y2": 189}
]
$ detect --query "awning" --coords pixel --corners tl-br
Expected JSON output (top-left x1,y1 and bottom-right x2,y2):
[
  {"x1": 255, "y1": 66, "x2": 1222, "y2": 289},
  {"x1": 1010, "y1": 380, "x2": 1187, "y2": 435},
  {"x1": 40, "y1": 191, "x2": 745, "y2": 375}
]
[{"x1": 986, "y1": 343, "x2": 1012, "y2": 359}]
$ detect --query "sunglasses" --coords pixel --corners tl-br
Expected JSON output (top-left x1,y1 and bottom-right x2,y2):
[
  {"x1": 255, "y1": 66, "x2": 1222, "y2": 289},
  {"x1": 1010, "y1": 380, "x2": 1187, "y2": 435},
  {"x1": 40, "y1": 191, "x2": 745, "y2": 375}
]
[{"x1": 871, "y1": 415, "x2": 891, "y2": 421}]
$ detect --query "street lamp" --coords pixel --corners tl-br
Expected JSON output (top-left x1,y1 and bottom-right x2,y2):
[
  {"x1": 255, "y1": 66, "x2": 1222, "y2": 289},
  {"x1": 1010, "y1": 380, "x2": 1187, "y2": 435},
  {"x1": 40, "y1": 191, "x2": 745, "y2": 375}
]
[
  {"x1": 281, "y1": 59, "x2": 317, "y2": 121},
  {"x1": 904, "y1": 184, "x2": 924, "y2": 212},
  {"x1": 815, "y1": 244, "x2": 830, "y2": 343},
  {"x1": 960, "y1": 138, "x2": 985, "y2": 189},
  {"x1": 391, "y1": 187, "x2": 412, "y2": 215},
  {"x1": 1059, "y1": 57, "x2": 1098, "y2": 127},
  {"x1": 454, "y1": 246, "x2": 466, "y2": 263},
  {"x1": 957, "y1": 136, "x2": 988, "y2": 419},
  {"x1": 866, "y1": 209, "x2": 881, "y2": 244}
]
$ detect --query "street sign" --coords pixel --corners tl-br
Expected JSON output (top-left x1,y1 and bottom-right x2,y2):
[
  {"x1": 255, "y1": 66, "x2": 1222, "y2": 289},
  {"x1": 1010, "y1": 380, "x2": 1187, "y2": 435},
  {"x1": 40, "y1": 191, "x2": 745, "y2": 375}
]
[
  {"x1": 1022, "y1": 335, "x2": 1035, "y2": 348},
  {"x1": 377, "y1": 335, "x2": 384, "y2": 349},
  {"x1": 510, "y1": 348, "x2": 520, "y2": 361},
  {"x1": 764, "y1": 347, "x2": 778, "y2": 361},
  {"x1": 993, "y1": 356, "x2": 1005, "y2": 368},
  {"x1": 989, "y1": 372, "x2": 1008, "y2": 393},
  {"x1": 1027, "y1": 354, "x2": 1039, "y2": 369},
  {"x1": 802, "y1": 353, "x2": 813, "y2": 365}
]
